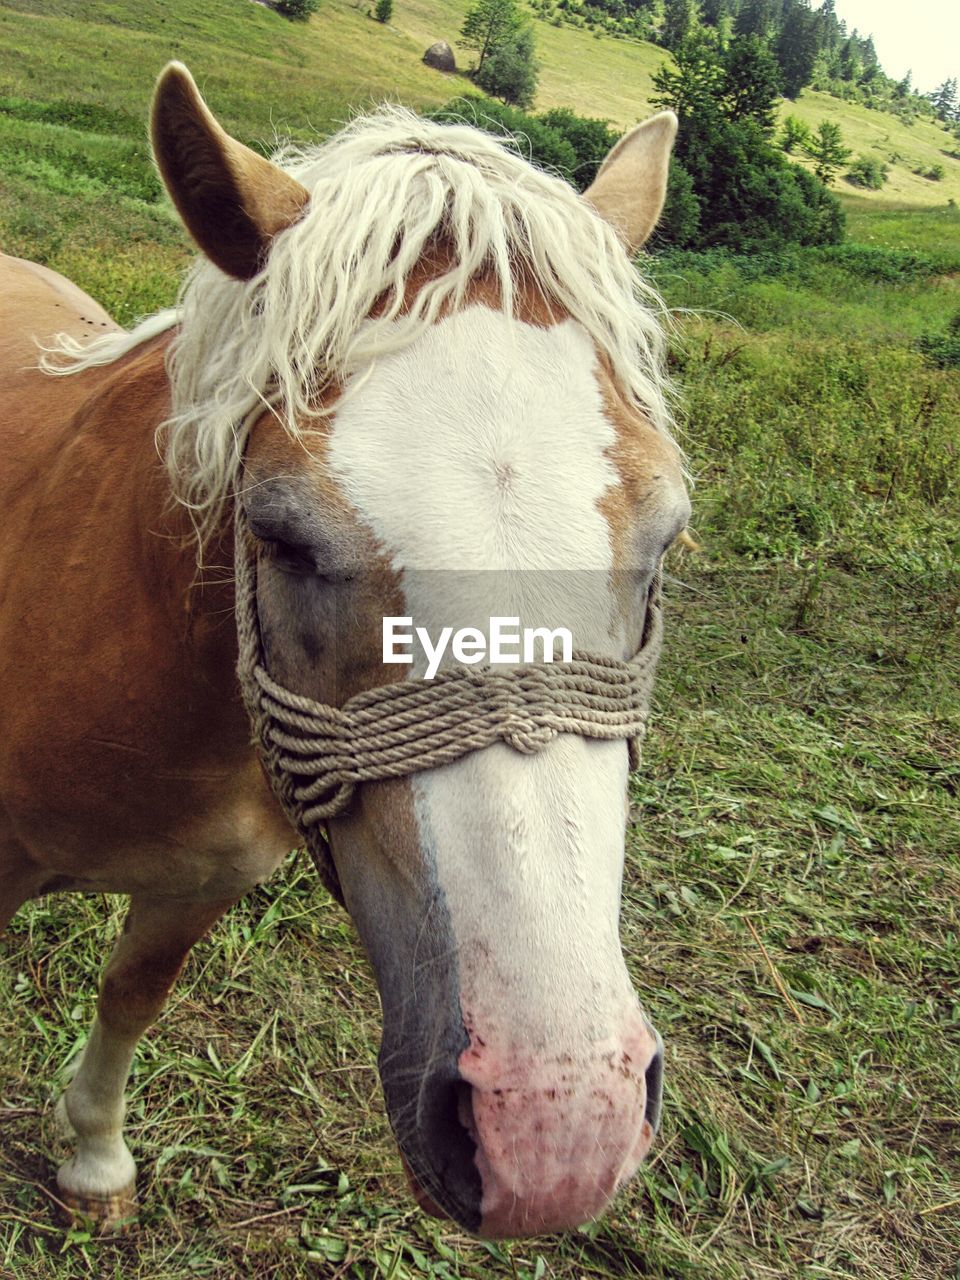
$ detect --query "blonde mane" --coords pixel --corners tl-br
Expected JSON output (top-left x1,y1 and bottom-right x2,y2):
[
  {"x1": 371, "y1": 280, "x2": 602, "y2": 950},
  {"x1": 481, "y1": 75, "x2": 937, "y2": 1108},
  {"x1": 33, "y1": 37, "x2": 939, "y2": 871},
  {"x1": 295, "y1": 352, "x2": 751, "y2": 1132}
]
[{"x1": 44, "y1": 106, "x2": 674, "y2": 539}]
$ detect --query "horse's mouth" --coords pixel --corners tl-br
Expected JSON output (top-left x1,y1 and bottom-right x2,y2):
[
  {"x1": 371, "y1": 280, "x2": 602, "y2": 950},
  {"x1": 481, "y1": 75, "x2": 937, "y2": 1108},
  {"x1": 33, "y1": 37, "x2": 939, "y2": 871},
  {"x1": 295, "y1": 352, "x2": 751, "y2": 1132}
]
[{"x1": 400, "y1": 1154, "x2": 451, "y2": 1222}]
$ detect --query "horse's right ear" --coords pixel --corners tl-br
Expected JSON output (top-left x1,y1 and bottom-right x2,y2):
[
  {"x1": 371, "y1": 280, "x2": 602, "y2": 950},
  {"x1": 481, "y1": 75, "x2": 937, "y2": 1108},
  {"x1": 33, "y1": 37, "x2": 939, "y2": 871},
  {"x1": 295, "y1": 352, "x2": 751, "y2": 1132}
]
[
  {"x1": 150, "y1": 63, "x2": 309, "y2": 280},
  {"x1": 583, "y1": 111, "x2": 678, "y2": 255}
]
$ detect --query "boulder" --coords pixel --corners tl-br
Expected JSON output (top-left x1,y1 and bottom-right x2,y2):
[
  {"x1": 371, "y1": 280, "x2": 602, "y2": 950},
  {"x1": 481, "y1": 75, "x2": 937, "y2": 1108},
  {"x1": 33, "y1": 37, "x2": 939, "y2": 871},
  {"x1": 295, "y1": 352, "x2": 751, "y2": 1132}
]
[{"x1": 423, "y1": 40, "x2": 456, "y2": 73}]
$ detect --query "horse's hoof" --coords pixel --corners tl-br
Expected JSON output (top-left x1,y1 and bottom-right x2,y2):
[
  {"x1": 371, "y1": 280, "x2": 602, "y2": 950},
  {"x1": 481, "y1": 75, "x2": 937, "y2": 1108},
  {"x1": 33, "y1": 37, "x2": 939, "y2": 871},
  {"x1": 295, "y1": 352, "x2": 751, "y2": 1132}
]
[{"x1": 56, "y1": 1183, "x2": 139, "y2": 1235}]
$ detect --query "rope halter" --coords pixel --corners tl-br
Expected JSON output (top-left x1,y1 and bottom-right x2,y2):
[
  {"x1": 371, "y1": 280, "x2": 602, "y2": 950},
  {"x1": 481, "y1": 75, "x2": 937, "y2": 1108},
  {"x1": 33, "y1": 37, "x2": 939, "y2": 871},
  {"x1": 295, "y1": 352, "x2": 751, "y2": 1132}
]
[{"x1": 234, "y1": 500, "x2": 664, "y2": 904}]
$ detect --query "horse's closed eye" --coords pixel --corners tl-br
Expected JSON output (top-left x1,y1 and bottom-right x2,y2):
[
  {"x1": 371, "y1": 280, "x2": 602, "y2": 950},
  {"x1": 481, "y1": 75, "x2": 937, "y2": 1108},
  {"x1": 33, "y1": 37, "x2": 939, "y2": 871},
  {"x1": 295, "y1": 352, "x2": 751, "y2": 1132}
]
[{"x1": 259, "y1": 535, "x2": 317, "y2": 575}]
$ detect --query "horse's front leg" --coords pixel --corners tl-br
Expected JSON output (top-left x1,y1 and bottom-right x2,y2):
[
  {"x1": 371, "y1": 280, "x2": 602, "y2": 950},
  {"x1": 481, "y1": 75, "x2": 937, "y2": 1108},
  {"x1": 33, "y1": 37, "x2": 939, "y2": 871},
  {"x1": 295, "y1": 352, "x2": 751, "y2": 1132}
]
[{"x1": 56, "y1": 893, "x2": 235, "y2": 1232}]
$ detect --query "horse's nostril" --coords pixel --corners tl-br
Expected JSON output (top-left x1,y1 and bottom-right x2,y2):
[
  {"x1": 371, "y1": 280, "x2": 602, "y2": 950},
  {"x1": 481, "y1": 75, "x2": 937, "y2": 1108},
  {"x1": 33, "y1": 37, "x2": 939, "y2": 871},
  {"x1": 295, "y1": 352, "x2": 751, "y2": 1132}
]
[
  {"x1": 455, "y1": 1079, "x2": 479, "y2": 1146},
  {"x1": 397, "y1": 1072, "x2": 481, "y2": 1230},
  {"x1": 644, "y1": 1030, "x2": 664, "y2": 1134}
]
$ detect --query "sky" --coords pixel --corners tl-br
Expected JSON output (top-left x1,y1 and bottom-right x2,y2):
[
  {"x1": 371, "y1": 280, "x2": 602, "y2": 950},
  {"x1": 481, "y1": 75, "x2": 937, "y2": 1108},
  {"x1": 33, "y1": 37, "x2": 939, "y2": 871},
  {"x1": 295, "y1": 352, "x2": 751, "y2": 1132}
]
[{"x1": 832, "y1": 0, "x2": 959, "y2": 95}]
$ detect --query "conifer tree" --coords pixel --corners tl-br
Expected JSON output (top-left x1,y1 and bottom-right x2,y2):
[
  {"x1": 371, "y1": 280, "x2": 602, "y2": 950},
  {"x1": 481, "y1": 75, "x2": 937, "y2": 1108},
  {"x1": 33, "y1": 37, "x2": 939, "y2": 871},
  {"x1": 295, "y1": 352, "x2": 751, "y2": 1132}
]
[
  {"x1": 661, "y1": 0, "x2": 700, "y2": 53},
  {"x1": 930, "y1": 79, "x2": 958, "y2": 124},
  {"x1": 776, "y1": 1, "x2": 820, "y2": 99},
  {"x1": 804, "y1": 120, "x2": 850, "y2": 183}
]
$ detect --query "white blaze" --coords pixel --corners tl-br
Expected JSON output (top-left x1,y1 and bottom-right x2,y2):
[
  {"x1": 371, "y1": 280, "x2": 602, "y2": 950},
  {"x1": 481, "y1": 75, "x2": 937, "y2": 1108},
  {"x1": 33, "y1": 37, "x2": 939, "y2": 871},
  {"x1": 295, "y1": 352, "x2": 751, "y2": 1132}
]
[{"x1": 329, "y1": 306, "x2": 639, "y2": 1042}]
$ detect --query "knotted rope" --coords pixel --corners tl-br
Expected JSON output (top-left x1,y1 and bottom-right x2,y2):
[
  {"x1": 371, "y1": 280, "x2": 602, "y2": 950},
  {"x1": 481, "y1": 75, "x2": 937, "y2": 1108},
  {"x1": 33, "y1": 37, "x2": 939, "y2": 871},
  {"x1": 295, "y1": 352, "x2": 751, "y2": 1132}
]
[{"x1": 234, "y1": 501, "x2": 663, "y2": 904}]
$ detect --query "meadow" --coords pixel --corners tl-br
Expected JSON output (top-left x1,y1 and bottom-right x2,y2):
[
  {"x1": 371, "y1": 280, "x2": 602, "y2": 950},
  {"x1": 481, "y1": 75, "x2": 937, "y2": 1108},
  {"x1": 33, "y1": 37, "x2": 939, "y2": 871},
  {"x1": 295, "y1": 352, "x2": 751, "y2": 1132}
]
[{"x1": 1, "y1": 2, "x2": 959, "y2": 1277}]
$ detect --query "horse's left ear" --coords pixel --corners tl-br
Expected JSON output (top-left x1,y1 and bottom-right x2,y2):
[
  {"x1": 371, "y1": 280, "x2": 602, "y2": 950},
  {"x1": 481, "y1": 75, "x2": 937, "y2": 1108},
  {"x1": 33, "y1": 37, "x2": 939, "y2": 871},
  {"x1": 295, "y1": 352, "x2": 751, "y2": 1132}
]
[
  {"x1": 583, "y1": 111, "x2": 678, "y2": 255},
  {"x1": 150, "y1": 62, "x2": 309, "y2": 280}
]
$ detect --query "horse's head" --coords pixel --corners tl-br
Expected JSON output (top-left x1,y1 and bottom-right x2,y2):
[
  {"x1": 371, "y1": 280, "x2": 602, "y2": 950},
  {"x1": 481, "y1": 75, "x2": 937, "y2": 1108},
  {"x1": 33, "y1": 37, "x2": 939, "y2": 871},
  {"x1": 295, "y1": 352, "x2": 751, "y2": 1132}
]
[{"x1": 152, "y1": 65, "x2": 689, "y2": 1237}]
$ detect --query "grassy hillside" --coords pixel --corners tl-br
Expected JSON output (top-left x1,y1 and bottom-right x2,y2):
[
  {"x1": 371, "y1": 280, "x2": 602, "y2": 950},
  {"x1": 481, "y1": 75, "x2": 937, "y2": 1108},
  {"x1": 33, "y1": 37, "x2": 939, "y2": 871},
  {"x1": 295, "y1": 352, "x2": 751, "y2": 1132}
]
[
  {"x1": 779, "y1": 89, "x2": 960, "y2": 206},
  {"x1": 2, "y1": 0, "x2": 958, "y2": 198},
  {"x1": 1, "y1": 3, "x2": 959, "y2": 1279}
]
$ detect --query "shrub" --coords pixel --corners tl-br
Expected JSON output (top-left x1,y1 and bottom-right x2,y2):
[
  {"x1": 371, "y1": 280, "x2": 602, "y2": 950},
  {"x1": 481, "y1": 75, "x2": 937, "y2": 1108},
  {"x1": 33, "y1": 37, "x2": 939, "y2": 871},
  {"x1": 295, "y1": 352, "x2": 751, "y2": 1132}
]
[
  {"x1": 0, "y1": 96, "x2": 141, "y2": 138},
  {"x1": 677, "y1": 115, "x2": 845, "y2": 250},
  {"x1": 375, "y1": 0, "x2": 392, "y2": 20},
  {"x1": 818, "y1": 243, "x2": 940, "y2": 282},
  {"x1": 428, "y1": 97, "x2": 577, "y2": 179},
  {"x1": 655, "y1": 158, "x2": 701, "y2": 248},
  {"x1": 918, "y1": 310, "x2": 960, "y2": 369},
  {"x1": 927, "y1": 163, "x2": 946, "y2": 181},
  {"x1": 535, "y1": 107, "x2": 619, "y2": 188},
  {"x1": 275, "y1": 0, "x2": 318, "y2": 17},
  {"x1": 847, "y1": 154, "x2": 889, "y2": 188}
]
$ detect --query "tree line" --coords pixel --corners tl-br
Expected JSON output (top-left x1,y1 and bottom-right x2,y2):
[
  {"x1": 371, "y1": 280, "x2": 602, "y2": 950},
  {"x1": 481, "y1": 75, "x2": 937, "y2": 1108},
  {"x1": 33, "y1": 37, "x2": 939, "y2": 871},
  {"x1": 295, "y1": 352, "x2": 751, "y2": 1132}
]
[{"x1": 522, "y1": 0, "x2": 956, "y2": 131}]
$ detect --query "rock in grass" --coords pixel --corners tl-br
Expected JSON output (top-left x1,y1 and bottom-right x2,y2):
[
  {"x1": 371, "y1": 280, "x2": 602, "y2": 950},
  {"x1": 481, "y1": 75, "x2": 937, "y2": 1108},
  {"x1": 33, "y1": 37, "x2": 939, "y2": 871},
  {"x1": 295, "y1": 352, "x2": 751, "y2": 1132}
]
[{"x1": 423, "y1": 41, "x2": 456, "y2": 73}]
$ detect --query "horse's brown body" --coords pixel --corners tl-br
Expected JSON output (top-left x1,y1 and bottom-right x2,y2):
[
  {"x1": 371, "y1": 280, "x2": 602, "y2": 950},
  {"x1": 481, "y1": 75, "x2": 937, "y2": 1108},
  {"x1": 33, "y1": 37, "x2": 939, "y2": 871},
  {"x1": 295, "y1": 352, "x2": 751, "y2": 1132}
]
[{"x1": 0, "y1": 253, "x2": 290, "y2": 921}]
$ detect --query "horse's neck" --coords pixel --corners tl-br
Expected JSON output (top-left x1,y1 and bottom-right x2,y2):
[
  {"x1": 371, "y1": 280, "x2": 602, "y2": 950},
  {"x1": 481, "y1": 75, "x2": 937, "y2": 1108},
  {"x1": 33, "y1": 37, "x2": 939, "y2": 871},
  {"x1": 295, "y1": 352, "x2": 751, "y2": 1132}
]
[
  {"x1": 0, "y1": 329, "x2": 293, "y2": 886},
  {"x1": 27, "y1": 334, "x2": 238, "y2": 691}
]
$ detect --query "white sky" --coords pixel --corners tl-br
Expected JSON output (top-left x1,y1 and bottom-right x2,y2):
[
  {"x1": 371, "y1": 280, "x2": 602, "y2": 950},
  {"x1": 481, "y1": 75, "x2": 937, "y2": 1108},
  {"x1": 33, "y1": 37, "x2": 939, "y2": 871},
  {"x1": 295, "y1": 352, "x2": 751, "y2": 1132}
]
[{"x1": 832, "y1": 0, "x2": 959, "y2": 94}]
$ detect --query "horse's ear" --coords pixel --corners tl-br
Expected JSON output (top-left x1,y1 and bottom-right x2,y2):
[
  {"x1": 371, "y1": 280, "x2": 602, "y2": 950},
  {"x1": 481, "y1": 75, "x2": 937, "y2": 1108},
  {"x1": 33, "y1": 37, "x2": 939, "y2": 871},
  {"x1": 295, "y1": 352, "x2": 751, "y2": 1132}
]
[
  {"x1": 583, "y1": 111, "x2": 678, "y2": 255},
  {"x1": 150, "y1": 63, "x2": 309, "y2": 280}
]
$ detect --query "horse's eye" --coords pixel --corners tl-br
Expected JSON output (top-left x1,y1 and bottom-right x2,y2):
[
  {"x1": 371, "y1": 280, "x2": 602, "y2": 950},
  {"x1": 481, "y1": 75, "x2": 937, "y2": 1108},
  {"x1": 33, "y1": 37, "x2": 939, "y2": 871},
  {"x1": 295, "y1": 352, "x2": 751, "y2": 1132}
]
[{"x1": 260, "y1": 535, "x2": 316, "y2": 575}]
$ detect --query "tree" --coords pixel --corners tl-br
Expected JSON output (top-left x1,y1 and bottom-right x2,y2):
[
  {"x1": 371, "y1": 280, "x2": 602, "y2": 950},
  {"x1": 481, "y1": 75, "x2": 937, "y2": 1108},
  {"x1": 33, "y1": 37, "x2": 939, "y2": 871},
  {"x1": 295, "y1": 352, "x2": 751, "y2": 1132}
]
[
  {"x1": 775, "y1": 1, "x2": 820, "y2": 99},
  {"x1": 930, "y1": 79, "x2": 958, "y2": 124},
  {"x1": 656, "y1": 159, "x2": 701, "y2": 246},
  {"x1": 733, "y1": 0, "x2": 773, "y2": 40},
  {"x1": 803, "y1": 120, "x2": 850, "y2": 183},
  {"x1": 838, "y1": 33, "x2": 862, "y2": 83},
  {"x1": 652, "y1": 39, "x2": 844, "y2": 250},
  {"x1": 474, "y1": 23, "x2": 539, "y2": 108},
  {"x1": 660, "y1": 0, "x2": 699, "y2": 52},
  {"x1": 375, "y1": 0, "x2": 392, "y2": 20},
  {"x1": 700, "y1": 0, "x2": 728, "y2": 25},
  {"x1": 459, "y1": 0, "x2": 525, "y2": 73},
  {"x1": 779, "y1": 115, "x2": 811, "y2": 153},
  {"x1": 651, "y1": 34, "x2": 725, "y2": 127},
  {"x1": 723, "y1": 34, "x2": 781, "y2": 129},
  {"x1": 817, "y1": 0, "x2": 841, "y2": 53},
  {"x1": 655, "y1": 32, "x2": 781, "y2": 134},
  {"x1": 858, "y1": 35, "x2": 879, "y2": 84}
]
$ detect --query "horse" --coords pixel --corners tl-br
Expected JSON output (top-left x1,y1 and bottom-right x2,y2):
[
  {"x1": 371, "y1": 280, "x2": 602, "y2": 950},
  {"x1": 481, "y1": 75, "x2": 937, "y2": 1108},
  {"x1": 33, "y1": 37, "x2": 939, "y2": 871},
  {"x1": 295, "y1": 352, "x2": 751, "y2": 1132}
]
[{"x1": 0, "y1": 63, "x2": 689, "y2": 1238}]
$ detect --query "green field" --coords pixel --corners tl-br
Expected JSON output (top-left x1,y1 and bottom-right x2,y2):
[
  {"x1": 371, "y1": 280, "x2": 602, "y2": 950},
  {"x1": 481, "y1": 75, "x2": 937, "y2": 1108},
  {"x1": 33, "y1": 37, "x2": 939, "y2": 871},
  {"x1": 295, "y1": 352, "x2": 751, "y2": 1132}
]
[{"x1": 1, "y1": 2, "x2": 959, "y2": 1278}]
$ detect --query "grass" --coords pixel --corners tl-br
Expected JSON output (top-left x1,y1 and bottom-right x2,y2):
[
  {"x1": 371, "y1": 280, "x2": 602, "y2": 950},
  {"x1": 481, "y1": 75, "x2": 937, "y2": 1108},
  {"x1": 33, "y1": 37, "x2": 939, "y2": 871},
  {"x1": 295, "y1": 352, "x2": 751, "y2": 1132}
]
[{"x1": 1, "y1": 2, "x2": 959, "y2": 1276}]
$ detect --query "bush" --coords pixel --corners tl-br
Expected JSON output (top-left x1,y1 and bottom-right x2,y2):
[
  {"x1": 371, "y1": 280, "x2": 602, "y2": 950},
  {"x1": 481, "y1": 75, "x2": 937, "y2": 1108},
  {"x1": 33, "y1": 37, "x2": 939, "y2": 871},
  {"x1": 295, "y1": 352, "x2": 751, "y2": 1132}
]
[
  {"x1": 375, "y1": 0, "x2": 392, "y2": 20},
  {"x1": 927, "y1": 163, "x2": 946, "y2": 181},
  {"x1": 918, "y1": 310, "x2": 960, "y2": 369},
  {"x1": 677, "y1": 115, "x2": 845, "y2": 250},
  {"x1": 655, "y1": 158, "x2": 701, "y2": 248},
  {"x1": 535, "y1": 107, "x2": 619, "y2": 189},
  {"x1": 847, "y1": 154, "x2": 889, "y2": 189},
  {"x1": 429, "y1": 99, "x2": 632, "y2": 194},
  {"x1": 428, "y1": 97, "x2": 577, "y2": 178},
  {"x1": 653, "y1": 38, "x2": 845, "y2": 251},
  {"x1": 818, "y1": 243, "x2": 940, "y2": 282},
  {"x1": 0, "y1": 96, "x2": 141, "y2": 138},
  {"x1": 275, "y1": 0, "x2": 318, "y2": 17}
]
